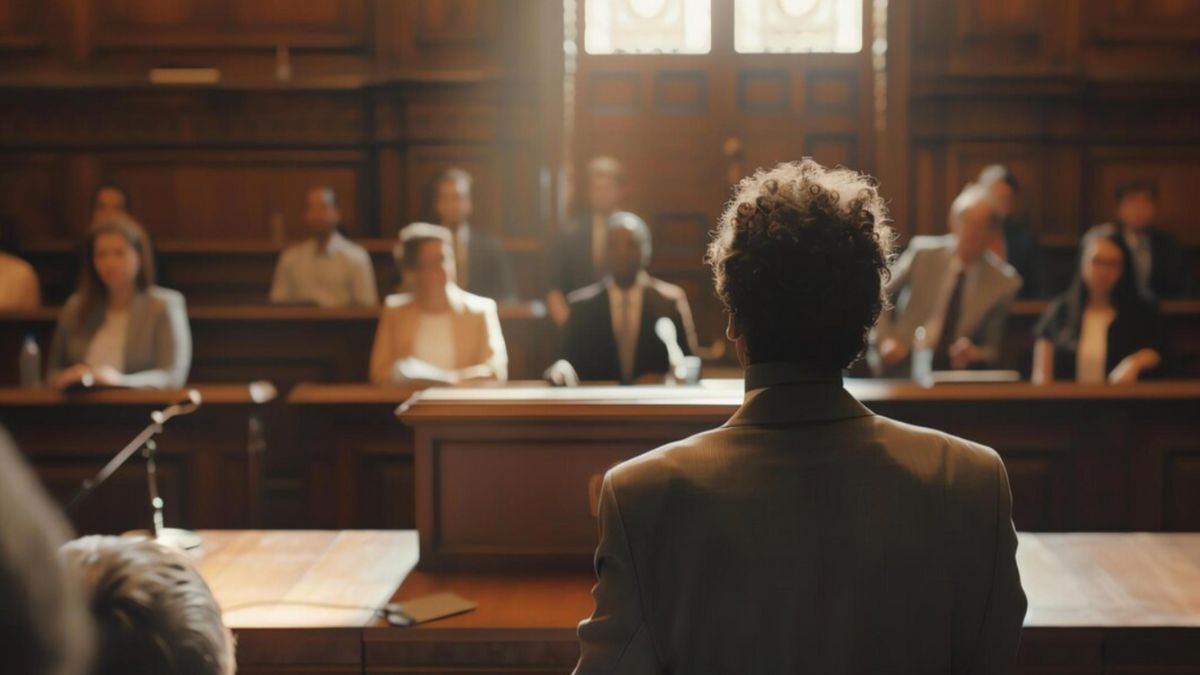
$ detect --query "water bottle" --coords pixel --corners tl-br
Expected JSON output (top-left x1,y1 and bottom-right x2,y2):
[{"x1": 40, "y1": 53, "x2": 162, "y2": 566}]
[
  {"x1": 19, "y1": 334, "x2": 42, "y2": 389},
  {"x1": 911, "y1": 326, "x2": 933, "y2": 388}
]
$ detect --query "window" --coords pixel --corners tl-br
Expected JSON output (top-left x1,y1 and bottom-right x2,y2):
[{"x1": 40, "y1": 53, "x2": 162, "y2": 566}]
[
  {"x1": 735, "y1": 0, "x2": 863, "y2": 53},
  {"x1": 584, "y1": 0, "x2": 712, "y2": 54}
]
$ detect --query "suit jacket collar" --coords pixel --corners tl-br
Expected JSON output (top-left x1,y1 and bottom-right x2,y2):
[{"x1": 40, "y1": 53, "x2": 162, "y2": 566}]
[{"x1": 725, "y1": 361, "x2": 873, "y2": 428}]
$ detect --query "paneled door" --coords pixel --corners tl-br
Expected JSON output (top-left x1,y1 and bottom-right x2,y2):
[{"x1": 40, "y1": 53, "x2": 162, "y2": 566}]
[{"x1": 575, "y1": 0, "x2": 877, "y2": 344}]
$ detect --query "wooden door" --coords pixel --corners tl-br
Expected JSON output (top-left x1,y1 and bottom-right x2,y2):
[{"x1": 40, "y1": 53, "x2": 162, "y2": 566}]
[{"x1": 575, "y1": 0, "x2": 876, "y2": 347}]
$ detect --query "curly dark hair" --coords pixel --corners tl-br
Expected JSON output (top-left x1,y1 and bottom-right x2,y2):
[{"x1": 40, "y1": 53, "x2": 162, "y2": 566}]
[{"x1": 706, "y1": 159, "x2": 895, "y2": 369}]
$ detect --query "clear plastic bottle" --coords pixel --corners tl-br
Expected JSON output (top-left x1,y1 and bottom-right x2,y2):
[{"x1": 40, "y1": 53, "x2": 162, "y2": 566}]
[
  {"x1": 911, "y1": 326, "x2": 933, "y2": 388},
  {"x1": 19, "y1": 334, "x2": 42, "y2": 389}
]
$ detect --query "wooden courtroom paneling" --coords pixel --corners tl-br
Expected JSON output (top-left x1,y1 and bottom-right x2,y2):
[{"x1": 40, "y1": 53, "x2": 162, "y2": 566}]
[
  {"x1": 903, "y1": 0, "x2": 1200, "y2": 261},
  {"x1": 91, "y1": 0, "x2": 369, "y2": 50},
  {"x1": 574, "y1": 2, "x2": 876, "y2": 348},
  {"x1": 0, "y1": 0, "x2": 45, "y2": 50},
  {"x1": 0, "y1": 0, "x2": 563, "y2": 304},
  {"x1": 399, "y1": 382, "x2": 1200, "y2": 570},
  {"x1": 0, "y1": 384, "x2": 272, "y2": 534}
]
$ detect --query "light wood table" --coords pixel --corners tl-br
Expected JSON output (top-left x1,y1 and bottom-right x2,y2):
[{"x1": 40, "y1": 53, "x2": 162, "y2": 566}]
[{"x1": 195, "y1": 530, "x2": 1200, "y2": 674}]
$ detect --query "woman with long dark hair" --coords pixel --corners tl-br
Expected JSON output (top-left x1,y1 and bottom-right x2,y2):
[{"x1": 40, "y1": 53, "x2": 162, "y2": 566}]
[
  {"x1": 1032, "y1": 228, "x2": 1167, "y2": 384},
  {"x1": 46, "y1": 217, "x2": 191, "y2": 389}
]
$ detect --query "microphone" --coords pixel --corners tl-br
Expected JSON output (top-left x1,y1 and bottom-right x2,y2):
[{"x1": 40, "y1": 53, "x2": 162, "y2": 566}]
[
  {"x1": 655, "y1": 317, "x2": 686, "y2": 375},
  {"x1": 151, "y1": 389, "x2": 202, "y2": 425}
]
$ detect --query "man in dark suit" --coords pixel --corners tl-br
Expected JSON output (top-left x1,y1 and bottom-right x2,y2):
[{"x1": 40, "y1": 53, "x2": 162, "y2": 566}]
[
  {"x1": 427, "y1": 167, "x2": 516, "y2": 302},
  {"x1": 547, "y1": 156, "x2": 626, "y2": 326},
  {"x1": 1089, "y1": 180, "x2": 1192, "y2": 300},
  {"x1": 575, "y1": 160, "x2": 1026, "y2": 674},
  {"x1": 550, "y1": 211, "x2": 697, "y2": 384},
  {"x1": 978, "y1": 164, "x2": 1049, "y2": 298}
]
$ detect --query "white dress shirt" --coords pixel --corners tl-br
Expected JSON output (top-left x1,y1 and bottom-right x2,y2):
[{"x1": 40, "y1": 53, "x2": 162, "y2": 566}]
[
  {"x1": 606, "y1": 271, "x2": 647, "y2": 383},
  {"x1": 1076, "y1": 306, "x2": 1115, "y2": 384},
  {"x1": 1122, "y1": 229, "x2": 1154, "y2": 299},
  {"x1": 411, "y1": 311, "x2": 458, "y2": 371},
  {"x1": 591, "y1": 212, "x2": 609, "y2": 275},
  {"x1": 269, "y1": 231, "x2": 379, "y2": 307}
]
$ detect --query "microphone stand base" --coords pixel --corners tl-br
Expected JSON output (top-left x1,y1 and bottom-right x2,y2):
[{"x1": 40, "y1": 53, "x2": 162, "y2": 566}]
[{"x1": 122, "y1": 527, "x2": 203, "y2": 551}]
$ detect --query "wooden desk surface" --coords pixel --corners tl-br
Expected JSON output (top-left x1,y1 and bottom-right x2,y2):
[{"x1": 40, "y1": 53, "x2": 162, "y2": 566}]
[
  {"x1": 376, "y1": 532, "x2": 1200, "y2": 632},
  {"x1": 0, "y1": 383, "x2": 277, "y2": 406},
  {"x1": 198, "y1": 530, "x2": 417, "y2": 628},
  {"x1": 397, "y1": 379, "x2": 1200, "y2": 421},
  {"x1": 193, "y1": 531, "x2": 1199, "y2": 672}
]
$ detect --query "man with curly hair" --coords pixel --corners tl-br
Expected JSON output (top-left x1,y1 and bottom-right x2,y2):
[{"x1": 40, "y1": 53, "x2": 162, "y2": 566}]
[{"x1": 575, "y1": 160, "x2": 1026, "y2": 674}]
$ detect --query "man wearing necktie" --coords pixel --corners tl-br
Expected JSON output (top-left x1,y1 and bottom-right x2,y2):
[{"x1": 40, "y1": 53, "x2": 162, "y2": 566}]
[
  {"x1": 872, "y1": 182, "x2": 1023, "y2": 376},
  {"x1": 549, "y1": 212, "x2": 698, "y2": 385}
]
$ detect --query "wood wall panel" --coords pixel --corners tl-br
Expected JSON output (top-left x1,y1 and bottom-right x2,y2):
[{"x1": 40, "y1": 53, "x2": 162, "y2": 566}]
[
  {"x1": 903, "y1": 0, "x2": 1200, "y2": 269},
  {"x1": 0, "y1": 0, "x2": 45, "y2": 49},
  {"x1": 0, "y1": 0, "x2": 562, "y2": 303},
  {"x1": 93, "y1": 0, "x2": 368, "y2": 50},
  {"x1": 1087, "y1": 147, "x2": 1200, "y2": 245},
  {"x1": 98, "y1": 150, "x2": 367, "y2": 242}
]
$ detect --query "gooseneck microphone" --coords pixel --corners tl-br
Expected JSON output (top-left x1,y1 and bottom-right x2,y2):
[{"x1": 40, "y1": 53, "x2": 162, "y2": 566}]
[
  {"x1": 65, "y1": 390, "x2": 203, "y2": 515},
  {"x1": 655, "y1": 317, "x2": 686, "y2": 376}
]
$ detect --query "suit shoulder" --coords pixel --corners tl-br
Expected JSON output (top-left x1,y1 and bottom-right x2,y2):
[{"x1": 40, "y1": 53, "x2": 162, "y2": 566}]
[
  {"x1": 870, "y1": 416, "x2": 1004, "y2": 486},
  {"x1": 459, "y1": 289, "x2": 498, "y2": 314},
  {"x1": 646, "y1": 277, "x2": 688, "y2": 302},
  {"x1": 605, "y1": 427, "x2": 727, "y2": 500},
  {"x1": 567, "y1": 281, "x2": 606, "y2": 306},
  {"x1": 147, "y1": 286, "x2": 187, "y2": 309}
]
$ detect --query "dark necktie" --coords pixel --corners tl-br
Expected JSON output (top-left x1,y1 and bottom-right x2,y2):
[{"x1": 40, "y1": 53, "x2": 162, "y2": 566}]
[{"x1": 934, "y1": 270, "x2": 966, "y2": 370}]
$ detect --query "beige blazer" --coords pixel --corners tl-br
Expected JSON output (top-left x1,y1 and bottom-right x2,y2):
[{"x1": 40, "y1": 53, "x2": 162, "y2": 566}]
[
  {"x1": 46, "y1": 286, "x2": 192, "y2": 389},
  {"x1": 874, "y1": 234, "x2": 1022, "y2": 366},
  {"x1": 575, "y1": 362, "x2": 1026, "y2": 674},
  {"x1": 369, "y1": 285, "x2": 508, "y2": 384}
]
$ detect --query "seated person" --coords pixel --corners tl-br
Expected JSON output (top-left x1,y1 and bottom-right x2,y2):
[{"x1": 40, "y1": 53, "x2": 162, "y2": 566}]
[
  {"x1": 547, "y1": 155, "x2": 626, "y2": 325},
  {"x1": 0, "y1": 216, "x2": 40, "y2": 310},
  {"x1": 977, "y1": 164, "x2": 1049, "y2": 299},
  {"x1": 1088, "y1": 180, "x2": 1191, "y2": 300},
  {"x1": 60, "y1": 535, "x2": 234, "y2": 675},
  {"x1": 424, "y1": 167, "x2": 516, "y2": 302},
  {"x1": 1033, "y1": 229, "x2": 1167, "y2": 384},
  {"x1": 872, "y1": 183, "x2": 1022, "y2": 376},
  {"x1": 92, "y1": 183, "x2": 131, "y2": 223},
  {"x1": 549, "y1": 212, "x2": 698, "y2": 385},
  {"x1": 371, "y1": 223, "x2": 508, "y2": 386},
  {"x1": 47, "y1": 217, "x2": 191, "y2": 390},
  {"x1": 269, "y1": 186, "x2": 379, "y2": 307},
  {"x1": 0, "y1": 431, "x2": 92, "y2": 675}
]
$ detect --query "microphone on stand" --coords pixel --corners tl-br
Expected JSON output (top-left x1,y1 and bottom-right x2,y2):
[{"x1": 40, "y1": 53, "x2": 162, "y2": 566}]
[
  {"x1": 64, "y1": 389, "x2": 205, "y2": 550},
  {"x1": 655, "y1": 317, "x2": 686, "y2": 376},
  {"x1": 655, "y1": 317, "x2": 701, "y2": 384},
  {"x1": 152, "y1": 389, "x2": 203, "y2": 425}
]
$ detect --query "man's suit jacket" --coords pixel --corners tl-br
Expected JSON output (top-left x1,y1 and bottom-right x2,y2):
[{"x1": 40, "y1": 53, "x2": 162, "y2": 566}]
[
  {"x1": 46, "y1": 286, "x2": 192, "y2": 389},
  {"x1": 562, "y1": 277, "x2": 698, "y2": 383},
  {"x1": 369, "y1": 285, "x2": 508, "y2": 384},
  {"x1": 874, "y1": 235, "x2": 1022, "y2": 367},
  {"x1": 1001, "y1": 217, "x2": 1049, "y2": 299},
  {"x1": 575, "y1": 362, "x2": 1027, "y2": 674},
  {"x1": 462, "y1": 225, "x2": 517, "y2": 302}
]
